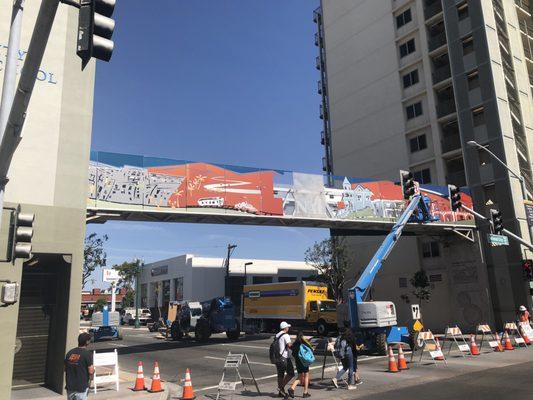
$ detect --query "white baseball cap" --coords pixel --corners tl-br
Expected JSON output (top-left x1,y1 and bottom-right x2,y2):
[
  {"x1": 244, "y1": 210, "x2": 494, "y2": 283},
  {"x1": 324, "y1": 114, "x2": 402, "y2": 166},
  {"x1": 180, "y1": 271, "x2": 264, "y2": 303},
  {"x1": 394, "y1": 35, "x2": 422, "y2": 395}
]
[
  {"x1": 519, "y1": 305, "x2": 527, "y2": 311},
  {"x1": 280, "y1": 321, "x2": 291, "y2": 330}
]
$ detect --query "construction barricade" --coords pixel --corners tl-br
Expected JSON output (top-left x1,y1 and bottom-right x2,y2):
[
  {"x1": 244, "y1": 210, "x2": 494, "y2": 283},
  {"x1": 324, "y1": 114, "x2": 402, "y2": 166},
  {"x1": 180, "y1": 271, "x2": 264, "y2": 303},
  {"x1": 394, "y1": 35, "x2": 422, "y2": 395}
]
[
  {"x1": 444, "y1": 326, "x2": 471, "y2": 357},
  {"x1": 518, "y1": 321, "x2": 533, "y2": 345},
  {"x1": 476, "y1": 324, "x2": 502, "y2": 352},
  {"x1": 411, "y1": 330, "x2": 447, "y2": 366},
  {"x1": 93, "y1": 349, "x2": 120, "y2": 393},
  {"x1": 505, "y1": 322, "x2": 528, "y2": 348}
]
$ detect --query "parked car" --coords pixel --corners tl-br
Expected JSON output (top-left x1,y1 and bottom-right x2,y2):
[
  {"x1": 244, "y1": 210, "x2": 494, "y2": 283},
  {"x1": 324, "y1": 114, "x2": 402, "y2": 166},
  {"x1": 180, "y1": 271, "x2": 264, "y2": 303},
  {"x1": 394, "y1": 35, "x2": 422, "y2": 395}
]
[{"x1": 121, "y1": 308, "x2": 152, "y2": 325}]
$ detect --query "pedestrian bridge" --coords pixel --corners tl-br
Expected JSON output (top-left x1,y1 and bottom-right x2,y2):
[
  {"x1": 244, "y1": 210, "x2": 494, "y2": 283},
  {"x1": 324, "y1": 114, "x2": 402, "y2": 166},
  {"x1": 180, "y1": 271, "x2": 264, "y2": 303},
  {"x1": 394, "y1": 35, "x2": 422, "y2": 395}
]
[{"x1": 86, "y1": 151, "x2": 476, "y2": 236}]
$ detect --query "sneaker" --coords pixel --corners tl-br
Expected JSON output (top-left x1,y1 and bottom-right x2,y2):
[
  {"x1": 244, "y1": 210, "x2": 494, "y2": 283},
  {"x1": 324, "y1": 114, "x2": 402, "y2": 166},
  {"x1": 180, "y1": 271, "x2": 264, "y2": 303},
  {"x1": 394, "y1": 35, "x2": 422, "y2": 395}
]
[
  {"x1": 331, "y1": 378, "x2": 338, "y2": 389},
  {"x1": 355, "y1": 379, "x2": 363, "y2": 385},
  {"x1": 347, "y1": 385, "x2": 357, "y2": 390},
  {"x1": 287, "y1": 388, "x2": 295, "y2": 398},
  {"x1": 303, "y1": 393, "x2": 311, "y2": 398}
]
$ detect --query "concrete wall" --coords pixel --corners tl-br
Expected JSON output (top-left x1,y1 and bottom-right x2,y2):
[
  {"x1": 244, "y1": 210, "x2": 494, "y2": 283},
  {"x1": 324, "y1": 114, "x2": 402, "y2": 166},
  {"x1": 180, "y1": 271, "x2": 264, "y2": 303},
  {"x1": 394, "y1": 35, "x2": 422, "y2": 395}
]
[{"x1": 0, "y1": 2, "x2": 95, "y2": 396}]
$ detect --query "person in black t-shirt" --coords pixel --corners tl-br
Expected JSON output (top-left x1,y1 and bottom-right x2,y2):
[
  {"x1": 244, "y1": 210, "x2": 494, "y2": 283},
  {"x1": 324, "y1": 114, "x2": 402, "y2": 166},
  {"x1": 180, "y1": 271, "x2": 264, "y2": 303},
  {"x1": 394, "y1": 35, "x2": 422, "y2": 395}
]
[{"x1": 64, "y1": 333, "x2": 94, "y2": 400}]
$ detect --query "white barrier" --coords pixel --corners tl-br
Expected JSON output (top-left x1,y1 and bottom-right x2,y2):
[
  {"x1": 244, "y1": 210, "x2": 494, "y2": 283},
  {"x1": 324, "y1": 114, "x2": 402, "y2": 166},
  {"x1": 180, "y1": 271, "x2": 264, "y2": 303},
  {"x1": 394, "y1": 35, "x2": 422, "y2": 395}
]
[
  {"x1": 411, "y1": 330, "x2": 447, "y2": 365},
  {"x1": 93, "y1": 349, "x2": 119, "y2": 393},
  {"x1": 444, "y1": 326, "x2": 470, "y2": 356},
  {"x1": 505, "y1": 322, "x2": 527, "y2": 347}
]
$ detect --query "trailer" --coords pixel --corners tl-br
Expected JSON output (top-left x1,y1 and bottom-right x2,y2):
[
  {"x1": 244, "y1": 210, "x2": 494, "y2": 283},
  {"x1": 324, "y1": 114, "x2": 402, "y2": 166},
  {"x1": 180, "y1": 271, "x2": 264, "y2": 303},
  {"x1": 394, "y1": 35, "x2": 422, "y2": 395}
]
[{"x1": 243, "y1": 281, "x2": 337, "y2": 335}]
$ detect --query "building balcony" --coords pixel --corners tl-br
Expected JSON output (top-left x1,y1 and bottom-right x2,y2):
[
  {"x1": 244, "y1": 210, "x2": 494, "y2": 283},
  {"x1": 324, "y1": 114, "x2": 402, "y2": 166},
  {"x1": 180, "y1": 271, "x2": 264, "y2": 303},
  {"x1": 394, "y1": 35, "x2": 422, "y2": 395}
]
[
  {"x1": 321, "y1": 130, "x2": 329, "y2": 146},
  {"x1": 437, "y1": 98, "x2": 456, "y2": 118},
  {"x1": 428, "y1": 30, "x2": 447, "y2": 52},
  {"x1": 315, "y1": 56, "x2": 324, "y2": 70},
  {"x1": 432, "y1": 63, "x2": 451, "y2": 84},
  {"x1": 424, "y1": 0, "x2": 443, "y2": 20},
  {"x1": 519, "y1": 20, "x2": 533, "y2": 37},
  {"x1": 515, "y1": 0, "x2": 532, "y2": 15},
  {"x1": 314, "y1": 32, "x2": 324, "y2": 47},
  {"x1": 317, "y1": 80, "x2": 323, "y2": 94},
  {"x1": 313, "y1": 7, "x2": 321, "y2": 24},
  {"x1": 320, "y1": 103, "x2": 328, "y2": 120},
  {"x1": 446, "y1": 170, "x2": 467, "y2": 187},
  {"x1": 441, "y1": 124, "x2": 462, "y2": 153},
  {"x1": 322, "y1": 156, "x2": 330, "y2": 172},
  {"x1": 524, "y1": 46, "x2": 533, "y2": 61}
]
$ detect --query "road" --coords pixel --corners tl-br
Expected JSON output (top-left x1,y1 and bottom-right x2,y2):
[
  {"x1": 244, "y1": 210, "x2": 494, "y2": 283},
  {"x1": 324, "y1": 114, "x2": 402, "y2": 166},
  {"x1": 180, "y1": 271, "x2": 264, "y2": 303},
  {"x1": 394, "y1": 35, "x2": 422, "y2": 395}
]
[{"x1": 88, "y1": 326, "x2": 533, "y2": 400}]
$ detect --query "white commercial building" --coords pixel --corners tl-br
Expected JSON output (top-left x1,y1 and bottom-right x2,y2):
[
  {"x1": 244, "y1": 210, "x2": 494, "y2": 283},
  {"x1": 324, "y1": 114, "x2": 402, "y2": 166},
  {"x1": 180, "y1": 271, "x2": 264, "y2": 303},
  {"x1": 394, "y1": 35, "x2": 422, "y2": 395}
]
[{"x1": 138, "y1": 255, "x2": 316, "y2": 309}]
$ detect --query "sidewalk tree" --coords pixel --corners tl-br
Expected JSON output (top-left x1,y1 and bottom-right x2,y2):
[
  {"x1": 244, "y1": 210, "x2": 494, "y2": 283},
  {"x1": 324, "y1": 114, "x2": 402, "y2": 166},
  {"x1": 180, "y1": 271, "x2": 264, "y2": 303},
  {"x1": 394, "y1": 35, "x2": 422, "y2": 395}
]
[
  {"x1": 410, "y1": 269, "x2": 431, "y2": 304},
  {"x1": 304, "y1": 236, "x2": 351, "y2": 303},
  {"x1": 114, "y1": 259, "x2": 142, "y2": 308},
  {"x1": 94, "y1": 297, "x2": 108, "y2": 312},
  {"x1": 83, "y1": 233, "x2": 108, "y2": 289}
]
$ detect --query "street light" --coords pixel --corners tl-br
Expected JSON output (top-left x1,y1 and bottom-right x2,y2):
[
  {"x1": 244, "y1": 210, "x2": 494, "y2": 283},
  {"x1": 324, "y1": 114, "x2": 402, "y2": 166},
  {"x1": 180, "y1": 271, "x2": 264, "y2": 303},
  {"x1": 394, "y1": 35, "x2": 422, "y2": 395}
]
[
  {"x1": 242, "y1": 262, "x2": 253, "y2": 330},
  {"x1": 466, "y1": 140, "x2": 528, "y2": 200}
]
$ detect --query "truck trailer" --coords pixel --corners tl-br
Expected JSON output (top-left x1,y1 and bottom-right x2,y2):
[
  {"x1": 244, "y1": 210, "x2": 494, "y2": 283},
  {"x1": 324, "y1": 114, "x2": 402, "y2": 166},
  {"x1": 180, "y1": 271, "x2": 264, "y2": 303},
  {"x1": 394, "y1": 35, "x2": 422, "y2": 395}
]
[{"x1": 243, "y1": 281, "x2": 337, "y2": 335}]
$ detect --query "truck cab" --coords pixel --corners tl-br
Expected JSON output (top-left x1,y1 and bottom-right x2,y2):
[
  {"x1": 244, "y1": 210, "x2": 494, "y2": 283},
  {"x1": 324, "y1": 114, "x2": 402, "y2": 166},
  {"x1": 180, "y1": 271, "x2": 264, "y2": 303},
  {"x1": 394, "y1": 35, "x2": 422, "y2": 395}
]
[{"x1": 306, "y1": 299, "x2": 337, "y2": 335}]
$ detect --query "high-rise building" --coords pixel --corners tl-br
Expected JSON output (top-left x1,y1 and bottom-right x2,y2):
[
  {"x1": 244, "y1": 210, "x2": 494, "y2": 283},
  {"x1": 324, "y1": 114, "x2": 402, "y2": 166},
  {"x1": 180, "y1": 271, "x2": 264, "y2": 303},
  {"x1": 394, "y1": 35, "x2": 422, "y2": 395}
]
[{"x1": 314, "y1": 0, "x2": 533, "y2": 328}]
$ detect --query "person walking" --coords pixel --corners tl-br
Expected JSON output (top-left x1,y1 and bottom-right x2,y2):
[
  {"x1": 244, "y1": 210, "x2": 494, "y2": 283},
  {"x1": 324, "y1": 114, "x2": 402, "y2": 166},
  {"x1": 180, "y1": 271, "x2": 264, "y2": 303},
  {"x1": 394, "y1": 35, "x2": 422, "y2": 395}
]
[
  {"x1": 275, "y1": 321, "x2": 295, "y2": 397},
  {"x1": 288, "y1": 331, "x2": 313, "y2": 398},
  {"x1": 64, "y1": 333, "x2": 94, "y2": 400},
  {"x1": 332, "y1": 330, "x2": 357, "y2": 390}
]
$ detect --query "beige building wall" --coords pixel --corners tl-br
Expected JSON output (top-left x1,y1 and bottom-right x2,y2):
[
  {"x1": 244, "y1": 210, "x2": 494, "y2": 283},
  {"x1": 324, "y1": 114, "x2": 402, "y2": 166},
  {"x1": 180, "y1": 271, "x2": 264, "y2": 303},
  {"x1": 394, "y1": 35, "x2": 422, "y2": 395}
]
[{"x1": 0, "y1": 2, "x2": 95, "y2": 396}]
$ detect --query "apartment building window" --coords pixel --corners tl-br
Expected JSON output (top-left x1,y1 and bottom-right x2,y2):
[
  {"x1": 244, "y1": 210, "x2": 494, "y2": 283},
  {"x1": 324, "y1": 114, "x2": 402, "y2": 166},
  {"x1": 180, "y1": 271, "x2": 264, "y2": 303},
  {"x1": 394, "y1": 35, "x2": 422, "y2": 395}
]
[
  {"x1": 409, "y1": 134, "x2": 427, "y2": 152},
  {"x1": 467, "y1": 70, "x2": 480, "y2": 90},
  {"x1": 399, "y1": 277, "x2": 408, "y2": 288},
  {"x1": 396, "y1": 8, "x2": 412, "y2": 28},
  {"x1": 403, "y1": 69, "x2": 419, "y2": 88},
  {"x1": 413, "y1": 168, "x2": 431, "y2": 184},
  {"x1": 399, "y1": 38, "x2": 416, "y2": 58},
  {"x1": 422, "y1": 241, "x2": 440, "y2": 258},
  {"x1": 462, "y1": 37, "x2": 474, "y2": 55},
  {"x1": 472, "y1": 107, "x2": 485, "y2": 126},
  {"x1": 429, "y1": 274, "x2": 443, "y2": 282},
  {"x1": 457, "y1": 2, "x2": 469, "y2": 21},
  {"x1": 406, "y1": 101, "x2": 423, "y2": 119}
]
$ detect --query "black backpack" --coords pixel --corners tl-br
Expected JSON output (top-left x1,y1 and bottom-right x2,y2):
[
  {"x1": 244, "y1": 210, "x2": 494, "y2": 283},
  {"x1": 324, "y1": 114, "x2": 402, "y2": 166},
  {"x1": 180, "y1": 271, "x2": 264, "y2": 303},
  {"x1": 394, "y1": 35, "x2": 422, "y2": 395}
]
[{"x1": 269, "y1": 334, "x2": 284, "y2": 364}]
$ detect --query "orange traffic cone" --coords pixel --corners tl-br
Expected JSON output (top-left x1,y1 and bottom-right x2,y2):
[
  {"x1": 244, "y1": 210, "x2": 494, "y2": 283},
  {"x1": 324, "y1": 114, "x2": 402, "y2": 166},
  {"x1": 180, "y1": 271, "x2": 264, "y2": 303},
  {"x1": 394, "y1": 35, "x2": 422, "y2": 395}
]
[
  {"x1": 435, "y1": 337, "x2": 445, "y2": 361},
  {"x1": 148, "y1": 361, "x2": 164, "y2": 393},
  {"x1": 132, "y1": 361, "x2": 146, "y2": 391},
  {"x1": 469, "y1": 335, "x2": 480, "y2": 356},
  {"x1": 388, "y1": 347, "x2": 399, "y2": 373},
  {"x1": 495, "y1": 335, "x2": 504, "y2": 352},
  {"x1": 397, "y1": 345, "x2": 408, "y2": 370},
  {"x1": 504, "y1": 332, "x2": 514, "y2": 351},
  {"x1": 521, "y1": 328, "x2": 531, "y2": 346},
  {"x1": 181, "y1": 368, "x2": 195, "y2": 399}
]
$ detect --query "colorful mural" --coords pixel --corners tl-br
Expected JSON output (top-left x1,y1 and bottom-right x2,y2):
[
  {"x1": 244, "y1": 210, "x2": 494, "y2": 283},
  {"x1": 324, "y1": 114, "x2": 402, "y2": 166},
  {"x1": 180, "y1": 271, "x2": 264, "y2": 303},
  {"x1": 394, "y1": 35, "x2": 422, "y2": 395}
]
[{"x1": 87, "y1": 151, "x2": 474, "y2": 225}]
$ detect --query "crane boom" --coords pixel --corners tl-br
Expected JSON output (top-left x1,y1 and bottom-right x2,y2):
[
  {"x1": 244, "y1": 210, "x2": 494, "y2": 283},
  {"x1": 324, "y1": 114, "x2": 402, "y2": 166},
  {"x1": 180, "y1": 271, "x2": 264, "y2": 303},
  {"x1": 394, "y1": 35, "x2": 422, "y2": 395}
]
[{"x1": 348, "y1": 194, "x2": 424, "y2": 329}]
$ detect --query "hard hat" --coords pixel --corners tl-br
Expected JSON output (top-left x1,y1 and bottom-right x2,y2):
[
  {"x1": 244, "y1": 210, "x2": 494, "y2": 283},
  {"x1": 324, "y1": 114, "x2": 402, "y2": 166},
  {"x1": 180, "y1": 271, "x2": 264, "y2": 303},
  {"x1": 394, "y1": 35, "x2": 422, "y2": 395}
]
[{"x1": 519, "y1": 305, "x2": 527, "y2": 311}]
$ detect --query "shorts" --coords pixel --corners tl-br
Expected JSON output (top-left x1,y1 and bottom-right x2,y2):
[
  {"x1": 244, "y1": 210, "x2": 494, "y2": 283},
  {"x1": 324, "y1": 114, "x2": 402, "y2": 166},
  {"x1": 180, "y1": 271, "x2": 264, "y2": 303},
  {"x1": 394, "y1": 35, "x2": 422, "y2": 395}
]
[
  {"x1": 295, "y1": 358, "x2": 309, "y2": 374},
  {"x1": 276, "y1": 357, "x2": 295, "y2": 380},
  {"x1": 67, "y1": 389, "x2": 89, "y2": 400}
]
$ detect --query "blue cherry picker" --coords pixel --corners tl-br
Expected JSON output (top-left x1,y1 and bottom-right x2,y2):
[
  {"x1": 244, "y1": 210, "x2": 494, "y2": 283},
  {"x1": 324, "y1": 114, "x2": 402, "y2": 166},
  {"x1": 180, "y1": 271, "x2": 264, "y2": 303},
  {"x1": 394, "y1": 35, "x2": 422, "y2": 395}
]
[{"x1": 347, "y1": 171, "x2": 436, "y2": 354}]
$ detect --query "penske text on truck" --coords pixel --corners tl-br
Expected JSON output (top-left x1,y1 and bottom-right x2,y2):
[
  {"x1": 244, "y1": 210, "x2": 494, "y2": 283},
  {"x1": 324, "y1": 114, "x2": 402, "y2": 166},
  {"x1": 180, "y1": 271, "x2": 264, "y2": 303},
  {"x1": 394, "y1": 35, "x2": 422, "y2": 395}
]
[{"x1": 243, "y1": 281, "x2": 337, "y2": 335}]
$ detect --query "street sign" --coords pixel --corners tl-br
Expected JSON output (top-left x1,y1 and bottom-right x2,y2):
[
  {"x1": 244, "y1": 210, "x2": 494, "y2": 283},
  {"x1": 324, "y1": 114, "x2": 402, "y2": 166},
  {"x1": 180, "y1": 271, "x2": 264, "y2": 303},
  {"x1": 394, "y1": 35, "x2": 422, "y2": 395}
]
[
  {"x1": 488, "y1": 234, "x2": 509, "y2": 247},
  {"x1": 102, "y1": 268, "x2": 120, "y2": 282},
  {"x1": 413, "y1": 319, "x2": 423, "y2": 332},
  {"x1": 411, "y1": 304, "x2": 421, "y2": 320}
]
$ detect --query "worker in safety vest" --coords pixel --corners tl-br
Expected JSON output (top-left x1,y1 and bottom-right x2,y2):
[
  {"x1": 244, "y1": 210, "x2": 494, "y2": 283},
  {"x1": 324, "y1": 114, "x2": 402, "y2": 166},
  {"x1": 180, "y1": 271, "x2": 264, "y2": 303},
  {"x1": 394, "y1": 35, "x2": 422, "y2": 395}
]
[{"x1": 518, "y1": 305, "x2": 530, "y2": 323}]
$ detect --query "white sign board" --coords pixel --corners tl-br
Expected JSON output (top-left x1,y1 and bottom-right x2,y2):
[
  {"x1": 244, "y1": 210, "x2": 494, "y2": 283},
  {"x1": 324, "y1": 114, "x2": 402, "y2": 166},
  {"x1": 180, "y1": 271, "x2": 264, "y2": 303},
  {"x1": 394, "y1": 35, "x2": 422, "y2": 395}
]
[
  {"x1": 488, "y1": 341, "x2": 499, "y2": 349},
  {"x1": 514, "y1": 337, "x2": 525, "y2": 345},
  {"x1": 458, "y1": 344, "x2": 470, "y2": 353},
  {"x1": 103, "y1": 269, "x2": 120, "y2": 282},
  {"x1": 411, "y1": 304, "x2": 421, "y2": 320},
  {"x1": 429, "y1": 350, "x2": 443, "y2": 359},
  {"x1": 93, "y1": 350, "x2": 119, "y2": 393},
  {"x1": 520, "y1": 322, "x2": 533, "y2": 340}
]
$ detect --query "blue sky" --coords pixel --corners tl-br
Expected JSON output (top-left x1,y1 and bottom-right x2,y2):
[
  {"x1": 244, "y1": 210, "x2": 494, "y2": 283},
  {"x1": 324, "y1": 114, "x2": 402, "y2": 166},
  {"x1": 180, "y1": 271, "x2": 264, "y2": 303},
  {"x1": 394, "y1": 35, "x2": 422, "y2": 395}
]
[{"x1": 86, "y1": 0, "x2": 329, "y2": 287}]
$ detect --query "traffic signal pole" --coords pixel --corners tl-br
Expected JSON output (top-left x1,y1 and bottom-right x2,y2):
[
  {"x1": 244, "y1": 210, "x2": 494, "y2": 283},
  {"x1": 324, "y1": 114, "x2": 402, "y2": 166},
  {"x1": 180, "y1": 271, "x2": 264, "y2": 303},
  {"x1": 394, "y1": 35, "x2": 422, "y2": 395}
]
[
  {"x1": 0, "y1": 0, "x2": 60, "y2": 226},
  {"x1": 0, "y1": 0, "x2": 24, "y2": 229},
  {"x1": 461, "y1": 204, "x2": 533, "y2": 251}
]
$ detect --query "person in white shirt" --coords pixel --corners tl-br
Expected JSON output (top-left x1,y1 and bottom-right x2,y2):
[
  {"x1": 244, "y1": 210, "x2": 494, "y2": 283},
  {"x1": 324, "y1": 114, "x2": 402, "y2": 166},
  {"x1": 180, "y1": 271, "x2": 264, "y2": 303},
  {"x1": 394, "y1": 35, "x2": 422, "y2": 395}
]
[{"x1": 275, "y1": 321, "x2": 295, "y2": 397}]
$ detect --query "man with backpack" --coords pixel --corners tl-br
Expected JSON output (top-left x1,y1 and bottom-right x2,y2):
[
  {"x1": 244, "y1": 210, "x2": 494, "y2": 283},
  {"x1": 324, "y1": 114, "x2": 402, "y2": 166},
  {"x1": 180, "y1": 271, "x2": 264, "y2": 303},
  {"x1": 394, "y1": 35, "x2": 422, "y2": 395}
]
[
  {"x1": 332, "y1": 330, "x2": 357, "y2": 390},
  {"x1": 270, "y1": 321, "x2": 295, "y2": 397}
]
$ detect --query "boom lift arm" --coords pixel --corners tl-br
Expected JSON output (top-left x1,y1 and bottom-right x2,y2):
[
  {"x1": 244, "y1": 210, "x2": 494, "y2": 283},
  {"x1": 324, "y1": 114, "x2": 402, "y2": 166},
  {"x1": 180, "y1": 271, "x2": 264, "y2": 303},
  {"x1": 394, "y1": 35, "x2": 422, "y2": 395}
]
[{"x1": 348, "y1": 194, "x2": 425, "y2": 329}]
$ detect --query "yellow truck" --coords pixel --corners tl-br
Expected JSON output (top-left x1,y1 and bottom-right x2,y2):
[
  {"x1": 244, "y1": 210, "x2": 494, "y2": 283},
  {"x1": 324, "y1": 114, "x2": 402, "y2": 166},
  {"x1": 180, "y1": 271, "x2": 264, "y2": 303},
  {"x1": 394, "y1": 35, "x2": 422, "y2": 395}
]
[{"x1": 243, "y1": 281, "x2": 337, "y2": 335}]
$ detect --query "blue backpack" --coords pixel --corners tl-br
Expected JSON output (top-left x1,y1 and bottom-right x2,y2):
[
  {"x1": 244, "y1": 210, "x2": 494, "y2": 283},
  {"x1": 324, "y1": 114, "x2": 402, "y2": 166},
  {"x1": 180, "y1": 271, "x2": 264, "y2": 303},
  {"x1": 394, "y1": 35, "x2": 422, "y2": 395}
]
[{"x1": 298, "y1": 343, "x2": 315, "y2": 367}]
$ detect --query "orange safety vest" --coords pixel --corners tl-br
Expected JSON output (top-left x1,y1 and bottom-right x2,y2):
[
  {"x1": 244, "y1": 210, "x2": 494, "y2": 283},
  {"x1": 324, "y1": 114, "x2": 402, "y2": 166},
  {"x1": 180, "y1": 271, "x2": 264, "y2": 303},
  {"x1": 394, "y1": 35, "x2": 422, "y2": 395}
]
[{"x1": 519, "y1": 311, "x2": 530, "y2": 322}]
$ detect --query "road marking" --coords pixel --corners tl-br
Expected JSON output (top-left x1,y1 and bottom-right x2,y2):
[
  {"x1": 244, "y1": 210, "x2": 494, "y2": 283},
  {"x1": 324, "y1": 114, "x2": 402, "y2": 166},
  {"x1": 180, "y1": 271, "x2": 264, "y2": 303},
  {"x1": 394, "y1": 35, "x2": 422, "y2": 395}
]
[{"x1": 221, "y1": 343, "x2": 269, "y2": 350}]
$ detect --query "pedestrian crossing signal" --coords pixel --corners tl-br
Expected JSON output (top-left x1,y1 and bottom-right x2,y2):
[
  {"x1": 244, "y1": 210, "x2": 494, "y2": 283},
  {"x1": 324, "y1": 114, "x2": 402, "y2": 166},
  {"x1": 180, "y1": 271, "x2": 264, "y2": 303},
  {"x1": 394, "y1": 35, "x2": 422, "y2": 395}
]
[{"x1": 448, "y1": 185, "x2": 462, "y2": 211}]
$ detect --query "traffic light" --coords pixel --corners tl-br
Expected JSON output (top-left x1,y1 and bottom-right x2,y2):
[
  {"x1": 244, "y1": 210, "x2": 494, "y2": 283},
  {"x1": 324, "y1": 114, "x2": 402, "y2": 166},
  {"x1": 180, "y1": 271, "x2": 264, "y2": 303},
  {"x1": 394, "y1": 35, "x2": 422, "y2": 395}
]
[
  {"x1": 490, "y1": 209, "x2": 503, "y2": 235},
  {"x1": 448, "y1": 185, "x2": 462, "y2": 211},
  {"x1": 7, "y1": 207, "x2": 35, "y2": 261},
  {"x1": 400, "y1": 170, "x2": 416, "y2": 199},
  {"x1": 77, "y1": 0, "x2": 116, "y2": 69},
  {"x1": 522, "y1": 259, "x2": 533, "y2": 281}
]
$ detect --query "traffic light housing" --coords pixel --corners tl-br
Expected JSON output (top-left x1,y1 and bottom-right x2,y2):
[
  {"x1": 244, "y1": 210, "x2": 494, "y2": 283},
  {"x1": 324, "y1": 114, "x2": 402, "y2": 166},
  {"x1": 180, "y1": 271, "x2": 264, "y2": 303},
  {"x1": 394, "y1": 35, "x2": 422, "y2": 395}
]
[
  {"x1": 490, "y1": 209, "x2": 503, "y2": 235},
  {"x1": 77, "y1": 0, "x2": 116, "y2": 69},
  {"x1": 448, "y1": 184, "x2": 462, "y2": 211},
  {"x1": 400, "y1": 170, "x2": 416, "y2": 199},
  {"x1": 9, "y1": 207, "x2": 35, "y2": 260},
  {"x1": 522, "y1": 259, "x2": 533, "y2": 281}
]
